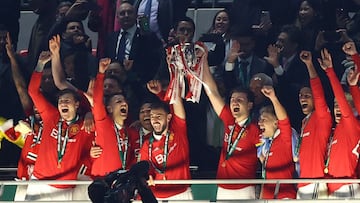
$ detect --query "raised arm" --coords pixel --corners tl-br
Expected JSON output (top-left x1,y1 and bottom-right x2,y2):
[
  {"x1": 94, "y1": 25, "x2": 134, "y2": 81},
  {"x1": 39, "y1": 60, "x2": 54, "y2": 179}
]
[
  {"x1": 49, "y1": 35, "x2": 77, "y2": 91},
  {"x1": 318, "y1": 49, "x2": 353, "y2": 118},
  {"x1": 28, "y1": 51, "x2": 56, "y2": 120},
  {"x1": 92, "y1": 58, "x2": 111, "y2": 121},
  {"x1": 300, "y1": 50, "x2": 330, "y2": 118},
  {"x1": 347, "y1": 69, "x2": 360, "y2": 114},
  {"x1": 300, "y1": 51, "x2": 317, "y2": 79},
  {"x1": 343, "y1": 41, "x2": 360, "y2": 70},
  {"x1": 147, "y1": 79, "x2": 186, "y2": 119},
  {"x1": 202, "y1": 50, "x2": 225, "y2": 116},
  {"x1": 261, "y1": 85, "x2": 287, "y2": 121},
  {"x1": 6, "y1": 32, "x2": 32, "y2": 113}
]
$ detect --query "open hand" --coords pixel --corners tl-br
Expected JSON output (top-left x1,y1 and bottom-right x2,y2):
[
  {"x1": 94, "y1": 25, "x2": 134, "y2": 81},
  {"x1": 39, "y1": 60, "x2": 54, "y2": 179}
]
[
  {"x1": 49, "y1": 35, "x2": 61, "y2": 55},
  {"x1": 264, "y1": 44, "x2": 281, "y2": 67},
  {"x1": 5, "y1": 32, "x2": 15, "y2": 59},
  {"x1": 317, "y1": 49, "x2": 333, "y2": 71},
  {"x1": 347, "y1": 68, "x2": 360, "y2": 86}
]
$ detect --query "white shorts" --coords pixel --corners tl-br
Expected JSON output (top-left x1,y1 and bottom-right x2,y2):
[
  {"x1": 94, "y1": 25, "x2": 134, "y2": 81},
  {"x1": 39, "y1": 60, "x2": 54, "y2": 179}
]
[
  {"x1": 217, "y1": 185, "x2": 255, "y2": 200},
  {"x1": 328, "y1": 183, "x2": 360, "y2": 199},
  {"x1": 297, "y1": 183, "x2": 328, "y2": 199},
  {"x1": 72, "y1": 174, "x2": 91, "y2": 200},
  {"x1": 25, "y1": 175, "x2": 73, "y2": 201}
]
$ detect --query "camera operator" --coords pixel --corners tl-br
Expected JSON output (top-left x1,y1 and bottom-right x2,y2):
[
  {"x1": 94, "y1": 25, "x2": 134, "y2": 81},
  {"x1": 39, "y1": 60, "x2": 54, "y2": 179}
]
[{"x1": 88, "y1": 161, "x2": 157, "y2": 203}]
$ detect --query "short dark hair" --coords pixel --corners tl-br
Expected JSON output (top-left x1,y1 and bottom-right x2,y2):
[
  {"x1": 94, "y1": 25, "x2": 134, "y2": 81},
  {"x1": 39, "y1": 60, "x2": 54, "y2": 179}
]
[
  {"x1": 104, "y1": 75, "x2": 123, "y2": 89},
  {"x1": 229, "y1": 27, "x2": 255, "y2": 40},
  {"x1": 104, "y1": 92, "x2": 126, "y2": 107},
  {"x1": 174, "y1": 16, "x2": 195, "y2": 31},
  {"x1": 229, "y1": 87, "x2": 255, "y2": 104},
  {"x1": 57, "y1": 88, "x2": 81, "y2": 103},
  {"x1": 280, "y1": 24, "x2": 302, "y2": 45},
  {"x1": 150, "y1": 101, "x2": 170, "y2": 114}
]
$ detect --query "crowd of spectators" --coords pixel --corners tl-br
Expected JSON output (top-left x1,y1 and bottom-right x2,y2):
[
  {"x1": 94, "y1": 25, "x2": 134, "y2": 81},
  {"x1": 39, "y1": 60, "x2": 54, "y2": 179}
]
[{"x1": 1, "y1": 0, "x2": 360, "y2": 201}]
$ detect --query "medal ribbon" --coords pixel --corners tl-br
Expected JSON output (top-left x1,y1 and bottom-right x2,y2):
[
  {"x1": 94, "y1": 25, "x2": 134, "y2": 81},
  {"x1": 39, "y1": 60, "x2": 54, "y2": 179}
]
[
  {"x1": 148, "y1": 131, "x2": 170, "y2": 174},
  {"x1": 324, "y1": 128, "x2": 335, "y2": 174},
  {"x1": 30, "y1": 116, "x2": 43, "y2": 147},
  {"x1": 294, "y1": 113, "x2": 312, "y2": 160},
  {"x1": 57, "y1": 115, "x2": 79, "y2": 167},
  {"x1": 226, "y1": 118, "x2": 250, "y2": 160},
  {"x1": 114, "y1": 124, "x2": 128, "y2": 170},
  {"x1": 261, "y1": 138, "x2": 274, "y2": 179}
]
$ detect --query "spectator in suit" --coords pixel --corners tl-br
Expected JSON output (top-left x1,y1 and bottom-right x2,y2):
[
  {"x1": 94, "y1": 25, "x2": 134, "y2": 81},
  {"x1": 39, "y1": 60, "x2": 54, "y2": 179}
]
[
  {"x1": 104, "y1": 1, "x2": 162, "y2": 117},
  {"x1": 134, "y1": 0, "x2": 192, "y2": 46},
  {"x1": 105, "y1": 1, "x2": 161, "y2": 83},
  {"x1": 264, "y1": 24, "x2": 309, "y2": 131},
  {"x1": 223, "y1": 28, "x2": 271, "y2": 94}
]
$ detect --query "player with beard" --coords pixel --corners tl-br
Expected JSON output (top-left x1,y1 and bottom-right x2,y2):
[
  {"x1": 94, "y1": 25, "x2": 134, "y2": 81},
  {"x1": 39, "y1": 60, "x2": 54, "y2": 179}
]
[
  {"x1": 294, "y1": 50, "x2": 332, "y2": 199},
  {"x1": 90, "y1": 58, "x2": 138, "y2": 177},
  {"x1": 202, "y1": 51, "x2": 261, "y2": 200},
  {"x1": 257, "y1": 86, "x2": 296, "y2": 199},
  {"x1": 139, "y1": 80, "x2": 193, "y2": 200},
  {"x1": 319, "y1": 48, "x2": 360, "y2": 198},
  {"x1": 26, "y1": 52, "x2": 95, "y2": 200}
]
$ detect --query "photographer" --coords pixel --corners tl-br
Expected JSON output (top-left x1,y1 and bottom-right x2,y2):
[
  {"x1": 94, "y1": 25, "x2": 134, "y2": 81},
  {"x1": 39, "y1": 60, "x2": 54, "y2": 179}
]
[{"x1": 88, "y1": 161, "x2": 157, "y2": 203}]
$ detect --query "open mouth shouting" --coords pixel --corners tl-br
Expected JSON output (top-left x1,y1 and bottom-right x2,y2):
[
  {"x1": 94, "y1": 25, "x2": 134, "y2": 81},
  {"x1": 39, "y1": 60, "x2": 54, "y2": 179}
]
[
  {"x1": 233, "y1": 107, "x2": 240, "y2": 113},
  {"x1": 120, "y1": 106, "x2": 127, "y2": 115}
]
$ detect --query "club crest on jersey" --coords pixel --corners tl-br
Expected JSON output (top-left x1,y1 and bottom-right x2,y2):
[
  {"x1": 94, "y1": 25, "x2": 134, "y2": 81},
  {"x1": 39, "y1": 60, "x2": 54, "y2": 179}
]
[
  {"x1": 169, "y1": 132, "x2": 174, "y2": 142},
  {"x1": 69, "y1": 124, "x2": 80, "y2": 135}
]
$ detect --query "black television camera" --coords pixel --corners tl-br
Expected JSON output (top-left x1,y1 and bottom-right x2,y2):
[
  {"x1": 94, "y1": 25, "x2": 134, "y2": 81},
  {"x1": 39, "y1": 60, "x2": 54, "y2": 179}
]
[{"x1": 88, "y1": 161, "x2": 157, "y2": 203}]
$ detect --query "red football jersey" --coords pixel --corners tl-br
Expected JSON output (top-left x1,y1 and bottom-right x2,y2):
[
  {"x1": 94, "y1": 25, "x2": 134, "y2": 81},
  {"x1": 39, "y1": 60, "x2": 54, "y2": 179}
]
[
  {"x1": 326, "y1": 68, "x2": 360, "y2": 194},
  {"x1": 91, "y1": 73, "x2": 137, "y2": 177},
  {"x1": 298, "y1": 77, "x2": 332, "y2": 187},
  {"x1": 261, "y1": 118, "x2": 296, "y2": 199},
  {"x1": 28, "y1": 72, "x2": 95, "y2": 188},
  {"x1": 140, "y1": 115, "x2": 191, "y2": 198},
  {"x1": 216, "y1": 105, "x2": 261, "y2": 189},
  {"x1": 17, "y1": 120, "x2": 42, "y2": 180}
]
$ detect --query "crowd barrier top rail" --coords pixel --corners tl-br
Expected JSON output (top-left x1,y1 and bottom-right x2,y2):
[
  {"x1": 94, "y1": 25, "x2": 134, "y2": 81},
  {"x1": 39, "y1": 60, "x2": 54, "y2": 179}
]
[{"x1": 2, "y1": 179, "x2": 360, "y2": 185}]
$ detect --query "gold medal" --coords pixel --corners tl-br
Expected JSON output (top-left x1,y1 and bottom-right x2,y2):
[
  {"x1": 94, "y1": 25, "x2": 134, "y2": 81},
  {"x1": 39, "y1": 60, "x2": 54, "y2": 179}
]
[
  {"x1": 57, "y1": 162, "x2": 61, "y2": 169},
  {"x1": 324, "y1": 167, "x2": 328, "y2": 174},
  {"x1": 221, "y1": 161, "x2": 226, "y2": 168},
  {"x1": 163, "y1": 174, "x2": 166, "y2": 180},
  {"x1": 293, "y1": 156, "x2": 299, "y2": 162}
]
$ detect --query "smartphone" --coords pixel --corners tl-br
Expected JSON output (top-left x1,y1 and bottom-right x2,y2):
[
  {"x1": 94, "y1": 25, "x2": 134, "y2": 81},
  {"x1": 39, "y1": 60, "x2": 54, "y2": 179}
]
[
  {"x1": 251, "y1": 11, "x2": 271, "y2": 29},
  {"x1": 261, "y1": 11, "x2": 271, "y2": 24},
  {"x1": 137, "y1": 14, "x2": 150, "y2": 32}
]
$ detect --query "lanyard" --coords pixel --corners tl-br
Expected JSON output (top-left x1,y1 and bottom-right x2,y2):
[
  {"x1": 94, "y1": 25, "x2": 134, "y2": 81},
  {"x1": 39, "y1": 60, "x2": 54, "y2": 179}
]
[
  {"x1": 29, "y1": 116, "x2": 43, "y2": 147},
  {"x1": 148, "y1": 131, "x2": 170, "y2": 174},
  {"x1": 226, "y1": 118, "x2": 250, "y2": 160},
  {"x1": 114, "y1": 124, "x2": 129, "y2": 170},
  {"x1": 261, "y1": 138, "x2": 274, "y2": 179},
  {"x1": 56, "y1": 115, "x2": 79, "y2": 168},
  {"x1": 324, "y1": 128, "x2": 335, "y2": 174},
  {"x1": 294, "y1": 113, "x2": 312, "y2": 161},
  {"x1": 139, "y1": 128, "x2": 145, "y2": 148}
]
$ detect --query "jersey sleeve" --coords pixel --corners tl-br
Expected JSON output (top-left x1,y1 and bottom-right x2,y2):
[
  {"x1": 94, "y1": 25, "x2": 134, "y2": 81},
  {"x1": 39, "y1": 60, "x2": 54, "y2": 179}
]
[
  {"x1": 92, "y1": 73, "x2": 107, "y2": 121},
  {"x1": 28, "y1": 72, "x2": 58, "y2": 122},
  {"x1": 311, "y1": 76, "x2": 331, "y2": 119}
]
